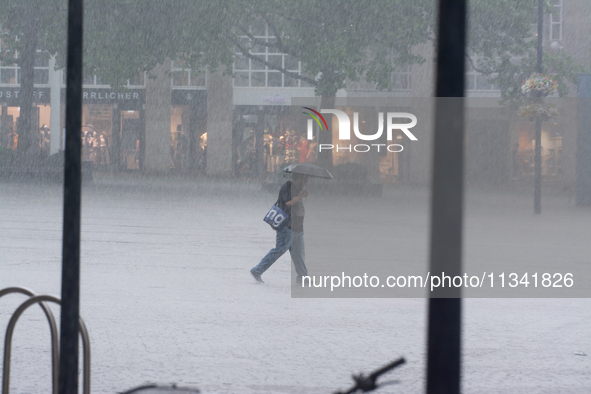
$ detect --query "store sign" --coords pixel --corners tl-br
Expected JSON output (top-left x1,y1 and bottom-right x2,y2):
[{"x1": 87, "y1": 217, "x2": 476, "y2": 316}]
[
  {"x1": 83, "y1": 91, "x2": 140, "y2": 101},
  {"x1": 0, "y1": 88, "x2": 51, "y2": 104},
  {"x1": 81, "y1": 88, "x2": 143, "y2": 103},
  {"x1": 60, "y1": 88, "x2": 144, "y2": 106},
  {"x1": 302, "y1": 107, "x2": 418, "y2": 153}
]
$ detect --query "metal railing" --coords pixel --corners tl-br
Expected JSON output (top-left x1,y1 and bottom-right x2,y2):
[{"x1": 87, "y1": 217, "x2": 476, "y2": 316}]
[{"x1": 0, "y1": 287, "x2": 91, "y2": 394}]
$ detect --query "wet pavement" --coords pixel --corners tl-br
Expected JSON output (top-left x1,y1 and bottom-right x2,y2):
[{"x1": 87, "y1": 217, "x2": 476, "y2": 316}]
[{"x1": 1, "y1": 177, "x2": 590, "y2": 393}]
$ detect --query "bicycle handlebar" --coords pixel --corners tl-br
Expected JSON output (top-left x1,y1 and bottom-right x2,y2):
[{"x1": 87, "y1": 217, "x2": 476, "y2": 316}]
[{"x1": 335, "y1": 357, "x2": 406, "y2": 394}]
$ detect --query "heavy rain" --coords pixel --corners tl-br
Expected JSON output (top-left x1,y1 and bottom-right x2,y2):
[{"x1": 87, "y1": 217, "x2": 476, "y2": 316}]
[{"x1": 1, "y1": 1, "x2": 590, "y2": 393}]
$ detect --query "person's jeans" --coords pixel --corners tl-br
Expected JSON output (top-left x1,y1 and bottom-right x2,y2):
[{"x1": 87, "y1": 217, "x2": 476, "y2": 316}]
[
  {"x1": 251, "y1": 228, "x2": 308, "y2": 276},
  {"x1": 290, "y1": 230, "x2": 308, "y2": 277}
]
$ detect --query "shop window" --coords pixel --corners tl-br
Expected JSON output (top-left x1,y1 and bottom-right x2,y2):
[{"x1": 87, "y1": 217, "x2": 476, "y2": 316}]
[
  {"x1": 514, "y1": 122, "x2": 563, "y2": 180},
  {"x1": 234, "y1": 107, "x2": 316, "y2": 177},
  {"x1": 170, "y1": 106, "x2": 199, "y2": 171},
  {"x1": 37, "y1": 105, "x2": 51, "y2": 156},
  {"x1": 81, "y1": 104, "x2": 113, "y2": 166},
  {"x1": 1, "y1": 104, "x2": 52, "y2": 157},
  {"x1": 1, "y1": 107, "x2": 20, "y2": 150},
  {"x1": 120, "y1": 110, "x2": 141, "y2": 170}
]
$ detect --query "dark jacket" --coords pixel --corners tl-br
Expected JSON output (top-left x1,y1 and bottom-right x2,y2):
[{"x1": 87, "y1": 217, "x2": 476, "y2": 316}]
[{"x1": 276, "y1": 181, "x2": 304, "y2": 232}]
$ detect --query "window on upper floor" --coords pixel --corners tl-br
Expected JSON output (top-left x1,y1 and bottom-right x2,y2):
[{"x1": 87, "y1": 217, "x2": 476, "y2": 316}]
[
  {"x1": 33, "y1": 51, "x2": 49, "y2": 85},
  {"x1": 171, "y1": 59, "x2": 206, "y2": 89},
  {"x1": 466, "y1": 58, "x2": 499, "y2": 92},
  {"x1": 529, "y1": 0, "x2": 563, "y2": 45},
  {"x1": 549, "y1": 0, "x2": 563, "y2": 43},
  {"x1": 233, "y1": 23, "x2": 313, "y2": 88},
  {"x1": 392, "y1": 64, "x2": 411, "y2": 91},
  {"x1": 0, "y1": 50, "x2": 49, "y2": 86},
  {"x1": 64, "y1": 69, "x2": 147, "y2": 88}
]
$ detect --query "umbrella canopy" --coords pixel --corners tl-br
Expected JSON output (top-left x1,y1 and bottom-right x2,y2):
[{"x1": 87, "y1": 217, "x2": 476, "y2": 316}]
[{"x1": 282, "y1": 163, "x2": 334, "y2": 179}]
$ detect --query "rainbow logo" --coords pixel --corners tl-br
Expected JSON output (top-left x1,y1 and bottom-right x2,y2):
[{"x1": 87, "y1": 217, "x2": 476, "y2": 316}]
[{"x1": 302, "y1": 107, "x2": 328, "y2": 131}]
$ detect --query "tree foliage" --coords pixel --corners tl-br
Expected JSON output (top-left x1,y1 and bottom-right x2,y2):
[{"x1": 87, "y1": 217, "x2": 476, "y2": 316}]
[
  {"x1": 226, "y1": 0, "x2": 434, "y2": 96},
  {"x1": 1, "y1": 0, "x2": 586, "y2": 164},
  {"x1": 81, "y1": 1, "x2": 236, "y2": 87},
  {"x1": 0, "y1": 0, "x2": 67, "y2": 160},
  {"x1": 467, "y1": 0, "x2": 585, "y2": 108}
]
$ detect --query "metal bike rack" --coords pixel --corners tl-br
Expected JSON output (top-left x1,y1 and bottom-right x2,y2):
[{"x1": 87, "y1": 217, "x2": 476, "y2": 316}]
[
  {"x1": 0, "y1": 287, "x2": 59, "y2": 394},
  {"x1": 0, "y1": 288, "x2": 91, "y2": 394}
]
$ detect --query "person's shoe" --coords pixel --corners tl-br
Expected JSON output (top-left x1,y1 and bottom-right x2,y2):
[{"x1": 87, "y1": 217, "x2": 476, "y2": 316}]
[{"x1": 250, "y1": 269, "x2": 264, "y2": 283}]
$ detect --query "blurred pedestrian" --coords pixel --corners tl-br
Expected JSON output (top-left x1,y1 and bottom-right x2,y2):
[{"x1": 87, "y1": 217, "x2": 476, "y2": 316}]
[{"x1": 250, "y1": 173, "x2": 309, "y2": 283}]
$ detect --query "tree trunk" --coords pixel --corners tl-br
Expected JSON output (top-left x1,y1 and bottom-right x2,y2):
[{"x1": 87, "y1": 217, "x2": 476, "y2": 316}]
[
  {"x1": 317, "y1": 95, "x2": 335, "y2": 169},
  {"x1": 16, "y1": 17, "x2": 39, "y2": 164}
]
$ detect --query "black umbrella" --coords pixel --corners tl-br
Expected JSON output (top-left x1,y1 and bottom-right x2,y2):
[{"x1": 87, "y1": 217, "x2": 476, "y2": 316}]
[{"x1": 282, "y1": 163, "x2": 334, "y2": 179}]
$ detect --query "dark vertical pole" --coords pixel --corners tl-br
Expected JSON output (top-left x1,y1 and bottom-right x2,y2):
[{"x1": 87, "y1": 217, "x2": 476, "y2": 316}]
[
  {"x1": 537, "y1": 0, "x2": 543, "y2": 73},
  {"x1": 60, "y1": 0, "x2": 83, "y2": 393},
  {"x1": 1, "y1": 104, "x2": 7, "y2": 147},
  {"x1": 427, "y1": 1, "x2": 466, "y2": 394},
  {"x1": 112, "y1": 105, "x2": 121, "y2": 169},
  {"x1": 534, "y1": 0, "x2": 543, "y2": 214},
  {"x1": 255, "y1": 106, "x2": 265, "y2": 176},
  {"x1": 139, "y1": 104, "x2": 146, "y2": 172},
  {"x1": 189, "y1": 98, "x2": 198, "y2": 171},
  {"x1": 576, "y1": 74, "x2": 591, "y2": 206}
]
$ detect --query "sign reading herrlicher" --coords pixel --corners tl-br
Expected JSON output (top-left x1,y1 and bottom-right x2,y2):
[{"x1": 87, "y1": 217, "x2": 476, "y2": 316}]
[
  {"x1": 60, "y1": 88, "x2": 145, "y2": 105},
  {"x1": 302, "y1": 107, "x2": 418, "y2": 153},
  {"x1": 83, "y1": 91, "x2": 140, "y2": 101}
]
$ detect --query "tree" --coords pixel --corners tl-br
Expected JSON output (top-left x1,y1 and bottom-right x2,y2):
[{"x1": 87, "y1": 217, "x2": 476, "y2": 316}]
[
  {"x1": 0, "y1": 0, "x2": 66, "y2": 163},
  {"x1": 467, "y1": 0, "x2": 585, "y2": 213},
  {"x1": 73, "y1": 0, "x2": 435, "y2": 169},
  {"x1": 466, "y1": 0, "x2": 583, "y2": 106},
  {"x1": 5, "y1": 0, "x2": 582, "y2": 171},
  {"x1": 1, "y1": 0, "x2": 233, "y2": 164},
  {"x1": 80, "y1": 1, "x2": 235, "y2": 87},
  {"x1": 225, "y1": 0, "x2": 434, "y2": 167},
  {"x1": 217, "y1": 0, "x2": 584, "y2": 168}
]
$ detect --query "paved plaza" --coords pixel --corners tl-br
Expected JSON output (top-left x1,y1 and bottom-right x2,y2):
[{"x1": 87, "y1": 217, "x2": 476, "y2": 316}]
[{"x1": 1, "y1": 176, "x2": 590, "y2": 393}]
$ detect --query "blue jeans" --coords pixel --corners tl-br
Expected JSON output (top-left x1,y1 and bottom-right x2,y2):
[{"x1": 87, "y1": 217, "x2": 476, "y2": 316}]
[{"x1": 252, "y1": 227, "x2": 308, "y2": 277}]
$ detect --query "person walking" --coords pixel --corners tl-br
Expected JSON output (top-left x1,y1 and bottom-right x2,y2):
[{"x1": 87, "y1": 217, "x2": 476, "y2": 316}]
[{"x1": 250, "y1": 173, "x2": 309, "y2": 283}]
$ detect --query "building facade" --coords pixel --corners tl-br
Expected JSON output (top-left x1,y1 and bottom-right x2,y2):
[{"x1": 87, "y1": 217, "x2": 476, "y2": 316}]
[{"x1": 1, "y1": 0, "x2": 589, "y2": 185}]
